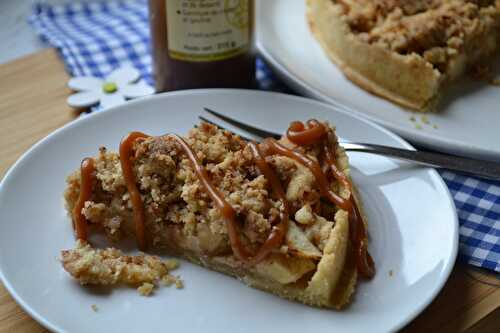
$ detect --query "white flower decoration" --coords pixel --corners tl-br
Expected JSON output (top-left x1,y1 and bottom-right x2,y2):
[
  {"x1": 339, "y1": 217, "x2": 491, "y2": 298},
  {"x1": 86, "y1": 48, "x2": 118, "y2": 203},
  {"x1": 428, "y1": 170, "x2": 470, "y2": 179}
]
[{"x1": 67, "y1": 66, "x2": 154, "y2": 109}]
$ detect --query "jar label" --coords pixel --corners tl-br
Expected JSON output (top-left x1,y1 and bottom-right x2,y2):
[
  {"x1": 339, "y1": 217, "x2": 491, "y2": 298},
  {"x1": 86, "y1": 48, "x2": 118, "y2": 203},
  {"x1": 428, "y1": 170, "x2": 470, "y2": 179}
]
[{"x1": 166, "y1": 0, "x2": 250, "y2": 62}]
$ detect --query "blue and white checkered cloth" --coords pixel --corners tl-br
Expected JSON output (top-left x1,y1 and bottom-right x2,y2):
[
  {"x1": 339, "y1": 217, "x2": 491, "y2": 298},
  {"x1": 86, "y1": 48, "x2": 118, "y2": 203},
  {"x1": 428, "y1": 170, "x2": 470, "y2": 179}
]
[{"x1": 30, "y1": 0, "x2": 499, "y2": 273}]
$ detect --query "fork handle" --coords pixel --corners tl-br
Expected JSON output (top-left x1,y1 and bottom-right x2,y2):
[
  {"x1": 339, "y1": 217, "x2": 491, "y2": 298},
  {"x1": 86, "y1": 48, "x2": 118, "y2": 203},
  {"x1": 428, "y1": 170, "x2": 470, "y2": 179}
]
[{"x1": 344, "y1": 142, "x2": 500, "y2": 180}]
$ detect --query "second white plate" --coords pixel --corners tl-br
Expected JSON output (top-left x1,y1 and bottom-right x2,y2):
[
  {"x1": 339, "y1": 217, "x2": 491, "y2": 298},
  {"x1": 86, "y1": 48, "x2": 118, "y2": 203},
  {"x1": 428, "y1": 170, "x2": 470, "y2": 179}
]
[{"x1": 257, "y1": 0, "x2": 500, "y2": 161}]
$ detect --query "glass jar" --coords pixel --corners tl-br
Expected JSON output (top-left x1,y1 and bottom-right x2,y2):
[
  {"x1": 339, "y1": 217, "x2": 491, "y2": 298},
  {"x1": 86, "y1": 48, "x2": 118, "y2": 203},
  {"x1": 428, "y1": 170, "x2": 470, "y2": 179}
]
[{"x1": 148, "y1": 0, "x2": 255, "y2": 92}]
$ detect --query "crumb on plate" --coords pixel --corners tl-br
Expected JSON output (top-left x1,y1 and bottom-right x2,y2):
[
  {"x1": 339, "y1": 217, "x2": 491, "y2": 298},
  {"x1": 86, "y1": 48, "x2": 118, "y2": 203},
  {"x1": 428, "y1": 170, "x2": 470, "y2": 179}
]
[
  {"x1": 61, "y1": 240, "x2": 181, "y2": 296},
  {"x1": 138, "y1": 282, "x2": 155, "y2": 296}
]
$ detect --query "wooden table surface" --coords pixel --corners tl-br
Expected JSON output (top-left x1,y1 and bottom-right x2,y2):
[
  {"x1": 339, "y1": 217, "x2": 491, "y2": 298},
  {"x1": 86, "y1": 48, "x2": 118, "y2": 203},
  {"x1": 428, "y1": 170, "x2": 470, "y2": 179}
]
[{"x1": 0, "y1": 49, "x2": 499, "y2": 332}]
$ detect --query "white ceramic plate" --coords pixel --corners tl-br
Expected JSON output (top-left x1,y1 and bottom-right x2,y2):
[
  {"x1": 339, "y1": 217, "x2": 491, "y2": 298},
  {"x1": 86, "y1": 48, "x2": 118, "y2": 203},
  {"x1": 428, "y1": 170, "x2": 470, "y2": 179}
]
[
  {"x1": 257, "y1": 0, "x2": 500, "y2": 161},
  {"x1": 0, "y1": 90, "x2": 457, "y2": 333}
]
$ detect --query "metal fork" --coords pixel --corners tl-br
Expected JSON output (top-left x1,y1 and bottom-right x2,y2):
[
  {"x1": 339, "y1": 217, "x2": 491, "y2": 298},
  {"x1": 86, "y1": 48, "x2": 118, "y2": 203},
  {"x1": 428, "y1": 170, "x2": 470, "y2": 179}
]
[{"x1": 199, "y1": 107, "x2": 500, "y2": 180}]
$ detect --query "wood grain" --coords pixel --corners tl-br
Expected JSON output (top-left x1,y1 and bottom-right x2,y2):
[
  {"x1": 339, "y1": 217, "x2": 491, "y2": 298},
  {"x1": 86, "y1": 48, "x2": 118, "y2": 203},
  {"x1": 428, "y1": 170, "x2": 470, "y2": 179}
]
[
  {"x1": 0, "y1": 49, "x2": 498, "y2": 333},
  {"x1": 403, "y1": 266, "x2": 500, "y2": 332},
  {"x1": 0, "y1": 49, "x2": 77, "y2": 179},
  {"x1": 0, "y1": 49, "x2": 76, "y2": 333}
]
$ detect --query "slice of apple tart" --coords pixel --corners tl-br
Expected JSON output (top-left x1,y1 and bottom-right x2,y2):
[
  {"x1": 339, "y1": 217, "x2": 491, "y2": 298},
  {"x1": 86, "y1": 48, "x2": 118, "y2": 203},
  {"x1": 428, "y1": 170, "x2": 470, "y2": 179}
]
[{"x1": 62, "y1": 119, "x2": 374, "y2": 309}]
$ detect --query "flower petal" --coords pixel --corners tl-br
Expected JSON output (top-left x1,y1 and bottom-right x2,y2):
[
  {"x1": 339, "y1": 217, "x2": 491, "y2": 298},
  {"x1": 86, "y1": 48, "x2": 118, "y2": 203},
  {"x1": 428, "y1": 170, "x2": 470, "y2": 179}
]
[
  {"x1": 106, "y1": 66, "x2": 140, "y2": 86},
  {"x1": 121, "y1": 82, "x2": 155, "y2": 99},
  {"x1": 68, "y1": 77, "x2": 103, "y2": 92},
  {"x1": 67, "y1": 91, "x2": 100, "y2": 108},
  {"x1": 100, "y1": 93, "x2": 126, "y2": 109}
]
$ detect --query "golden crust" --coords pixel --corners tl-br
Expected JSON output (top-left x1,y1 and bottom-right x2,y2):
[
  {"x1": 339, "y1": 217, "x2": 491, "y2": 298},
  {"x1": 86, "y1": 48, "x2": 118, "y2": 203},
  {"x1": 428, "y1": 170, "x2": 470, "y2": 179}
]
[
  {"x1": 169, "y1": 209, "x2": 354, "y2": 309},
  {"x1": 62, "y1": 123, "x2": 365, "y2": 308},
  {"x1": 307, "y1": 0, "x2": 500, "y2": 111}
]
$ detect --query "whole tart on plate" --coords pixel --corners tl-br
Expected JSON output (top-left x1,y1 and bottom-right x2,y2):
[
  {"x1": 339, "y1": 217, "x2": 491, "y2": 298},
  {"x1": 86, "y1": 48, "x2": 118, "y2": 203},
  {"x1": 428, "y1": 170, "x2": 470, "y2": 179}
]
[
  {"x1": 307, "y1": 0, "x2": 500, "y2": 111},
  {"x1": 61, "y1": 120, "x2": 374, "y2": 309}
]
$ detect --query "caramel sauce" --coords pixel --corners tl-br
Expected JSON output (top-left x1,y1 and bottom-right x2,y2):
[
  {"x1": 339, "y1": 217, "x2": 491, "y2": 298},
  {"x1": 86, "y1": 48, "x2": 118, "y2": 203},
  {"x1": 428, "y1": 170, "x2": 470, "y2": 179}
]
[
  {"x1": 73, "y1": 119, "x2": 374, "y2": 277},
  {"x1": 148, "y1": 0, "x2": 256, "y2": 92},
  {"x1": 261, "y1": 138, "x2": 350, "y2": 211},
  {"x1": 285, "y1": 120, "x2": 375, "y2": 278},
  {"x1": 166, "y1": 134, "x2": 251, "y2": 262},
  {"x1": 72, "y1": 158, "x2": 95, "y2": 241},
  {"x1": 118, "y1": 133, "x2": 287, "y2": 264},
  {"x1": 120, "y1": 131, "x2": 149, "y2": 251},
  {"x1": 247, "y1": 142, "x2": 289, "y2": 264},
  {"x1": 286, "y1": 119, "x2": 327, "y2": 145}
]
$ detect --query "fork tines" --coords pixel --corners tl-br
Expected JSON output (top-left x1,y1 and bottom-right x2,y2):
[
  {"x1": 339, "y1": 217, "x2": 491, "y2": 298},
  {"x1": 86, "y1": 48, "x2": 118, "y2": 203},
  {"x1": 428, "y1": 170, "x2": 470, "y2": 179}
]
[
  {"x1": 202, "y1": 107, "x2": 282, "y2": 140},
  {"x1": 198, "y1": 115, "x2": 253, "y2": 142}
]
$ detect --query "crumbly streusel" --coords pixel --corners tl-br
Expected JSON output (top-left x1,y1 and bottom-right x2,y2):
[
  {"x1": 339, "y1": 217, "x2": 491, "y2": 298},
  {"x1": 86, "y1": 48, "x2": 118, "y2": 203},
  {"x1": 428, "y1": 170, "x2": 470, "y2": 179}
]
[
  {"x1": 64, "y1": 123, "x2": 349, "y2": 256},
  {"x1": 337, "y1": 0, "x2": 500, "y2": 71},
  {"x1": 61, "y1": 240, "x2": 180, "y2": 294}
]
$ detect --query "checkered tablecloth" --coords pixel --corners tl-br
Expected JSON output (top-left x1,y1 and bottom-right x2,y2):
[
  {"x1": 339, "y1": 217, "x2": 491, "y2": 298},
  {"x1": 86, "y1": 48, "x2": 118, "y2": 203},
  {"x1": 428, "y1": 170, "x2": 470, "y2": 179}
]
[{"x1": 30, "y1": 0, "x2": 500, "y2": 273}]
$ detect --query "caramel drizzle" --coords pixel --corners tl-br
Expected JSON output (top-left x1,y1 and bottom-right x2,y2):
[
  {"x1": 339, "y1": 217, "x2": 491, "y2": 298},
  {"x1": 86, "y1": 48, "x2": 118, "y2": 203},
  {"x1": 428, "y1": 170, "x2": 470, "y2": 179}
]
[
  {"x1": 120, "y1": 132, "x2": 149, "y2": 251},
  {"x1": 285, "y1": 120, "x2": 375, "y2": 278},
  {"x1": 286, "y1": 119, "x2": 327, "y2": 145},
  {"x1": 72, "y1": 157, "x2": 95, "y2": 241},
  {"x1": 324, "y1": 142, "x2": 375, "y2": 278},
  {"x1": 72, "y1": 119, "x2": 374, "y2": 277},
  {"x1": 247, "y1": 142, "x2": 289, "y2": 264},
  {"x1": 261, "y1": 138, "x2": 350, "y2": 211},
  {"x1": 118, "y1": 133, "x2": 288, "y2": 264}
]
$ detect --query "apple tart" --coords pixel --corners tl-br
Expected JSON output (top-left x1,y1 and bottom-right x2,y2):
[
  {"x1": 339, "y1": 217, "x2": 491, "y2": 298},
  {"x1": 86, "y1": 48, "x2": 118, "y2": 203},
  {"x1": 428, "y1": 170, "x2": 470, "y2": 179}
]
[{"x1": 62, "y1": 120, "x2": 374, "y2": 309}]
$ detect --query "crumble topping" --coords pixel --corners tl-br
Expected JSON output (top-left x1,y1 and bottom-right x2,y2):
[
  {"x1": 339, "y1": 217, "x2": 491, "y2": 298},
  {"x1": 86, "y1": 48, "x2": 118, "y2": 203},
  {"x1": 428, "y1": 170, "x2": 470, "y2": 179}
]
[
  {"x1": 336, "y1": 0, "x2": 500, "y2": 71},
  {"x1": 61, "y1": 240, "x2": 180, "y2": 294},
  {"x1": 138, "y1": 282, "x2": 155, "y2": 296},
  {"x1": 65, "y1": 123, "x2": 348, "y2": 255},
  {"x1": 295, "y1": 204, "x2": 315, "y2": 225},
  {"x1": 161, "y1": 275, "x2": 184, "y2": 289}
]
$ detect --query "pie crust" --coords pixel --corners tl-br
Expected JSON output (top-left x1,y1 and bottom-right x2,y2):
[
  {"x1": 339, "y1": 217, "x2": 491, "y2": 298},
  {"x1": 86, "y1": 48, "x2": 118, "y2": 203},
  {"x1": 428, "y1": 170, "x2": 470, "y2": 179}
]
[{"x1": 307, "y1": 0, "x2": 500, "y2": 111}]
